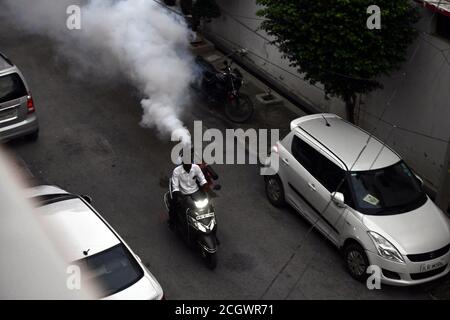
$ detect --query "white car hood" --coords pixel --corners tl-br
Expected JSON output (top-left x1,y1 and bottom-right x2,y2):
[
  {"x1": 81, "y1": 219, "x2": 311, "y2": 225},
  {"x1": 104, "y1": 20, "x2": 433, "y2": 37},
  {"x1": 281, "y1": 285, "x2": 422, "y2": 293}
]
[
  {"x1": 104, "y1": 274, "x2": 163, "y2": 300},
  {"x1": 363, "y1": 198, "x2": 450, "y2": 255}
]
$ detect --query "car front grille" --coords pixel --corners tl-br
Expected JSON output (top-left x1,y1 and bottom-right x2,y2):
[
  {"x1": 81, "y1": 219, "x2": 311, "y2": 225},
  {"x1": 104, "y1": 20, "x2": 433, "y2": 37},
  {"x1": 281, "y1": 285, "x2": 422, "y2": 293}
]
[
  {"x1": 410, "y1": 265, "x2": 448, "y2": 280},
  {"x1": 407, "y1": 244, "x2": 450, "y2": 262},
  {"x1": 382, "y1": 269, "x2": 401, "y2": 280}
]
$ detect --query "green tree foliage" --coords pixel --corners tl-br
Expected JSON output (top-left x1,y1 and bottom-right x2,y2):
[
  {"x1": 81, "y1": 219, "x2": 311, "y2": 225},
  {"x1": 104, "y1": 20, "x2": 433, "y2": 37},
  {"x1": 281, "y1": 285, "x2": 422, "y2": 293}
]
[{"x1": 256, "y1": 0, "x2": 419, "y2": 122}]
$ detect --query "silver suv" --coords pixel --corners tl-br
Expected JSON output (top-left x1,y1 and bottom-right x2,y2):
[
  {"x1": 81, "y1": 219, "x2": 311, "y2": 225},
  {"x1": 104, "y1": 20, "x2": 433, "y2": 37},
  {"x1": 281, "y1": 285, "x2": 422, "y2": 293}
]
[
  {"x1": 0, "y1": 52, "x2": 39, "y2": 142},
  {"x1": 264, "y1": 114, "x2": 450, "y2": 286}
]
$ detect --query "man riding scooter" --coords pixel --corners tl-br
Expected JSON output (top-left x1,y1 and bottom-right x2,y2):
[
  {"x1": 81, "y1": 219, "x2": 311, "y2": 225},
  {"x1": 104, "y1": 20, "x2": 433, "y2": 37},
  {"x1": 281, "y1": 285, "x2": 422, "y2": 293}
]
[
  {"x1": 174, "y1": 148, "x2": 221, "y2": 195},
  {"x1": 165, "y1": 149, "x2": 220, "y2": 269},
  {"x1": 169, "y1": 159, "x2": 208, "y2": 229}
]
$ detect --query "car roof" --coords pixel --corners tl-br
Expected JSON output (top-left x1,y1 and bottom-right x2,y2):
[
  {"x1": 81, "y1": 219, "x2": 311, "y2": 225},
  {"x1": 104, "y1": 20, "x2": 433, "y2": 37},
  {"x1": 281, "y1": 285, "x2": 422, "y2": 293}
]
[
  {"x1": 30, "y1": 186, "x2": 120, "y2": 262},
  {"x1": 291, "y1": 114, "x2": 401, "y2": 171}
]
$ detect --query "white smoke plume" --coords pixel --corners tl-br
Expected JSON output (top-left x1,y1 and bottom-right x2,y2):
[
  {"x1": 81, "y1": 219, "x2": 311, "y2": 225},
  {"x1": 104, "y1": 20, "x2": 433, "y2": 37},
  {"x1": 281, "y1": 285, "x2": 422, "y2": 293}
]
[{"x1": 1, "y1": 0, "x2": 193, "y2": 145}]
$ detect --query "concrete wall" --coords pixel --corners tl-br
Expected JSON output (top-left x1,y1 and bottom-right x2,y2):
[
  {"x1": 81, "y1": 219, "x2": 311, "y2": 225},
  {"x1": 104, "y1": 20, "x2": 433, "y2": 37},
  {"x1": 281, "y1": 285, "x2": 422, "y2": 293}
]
[
  {"x1": 205, "y1": 1, "x2": 450, "y2": 195},
  {"x1": 204, "y1": 0, "x2": 345, "y2": 115},
  {"x1": 359, "y1": 8, "x2": 450, "y2": 194}
]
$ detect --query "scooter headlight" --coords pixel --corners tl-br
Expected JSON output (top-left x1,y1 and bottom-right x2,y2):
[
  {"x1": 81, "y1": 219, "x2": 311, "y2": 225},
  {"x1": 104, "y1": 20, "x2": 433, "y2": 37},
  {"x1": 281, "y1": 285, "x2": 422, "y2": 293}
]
[
  {"x1": 368, "y1": 231, "x2": 405, "y2": 263},
  {"x1": 194, "y1": 199, "x2": 209, "y2": 209},
  {"x1": 193, "y1": 220, "x2": 208, "y2": 233}
]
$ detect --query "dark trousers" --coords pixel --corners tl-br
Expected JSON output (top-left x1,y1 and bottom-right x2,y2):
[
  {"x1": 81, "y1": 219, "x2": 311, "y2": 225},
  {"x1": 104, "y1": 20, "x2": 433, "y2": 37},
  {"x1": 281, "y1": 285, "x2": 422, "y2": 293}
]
[{"x1": 169, "y1": 192, "x2": 186, "y2": 223}]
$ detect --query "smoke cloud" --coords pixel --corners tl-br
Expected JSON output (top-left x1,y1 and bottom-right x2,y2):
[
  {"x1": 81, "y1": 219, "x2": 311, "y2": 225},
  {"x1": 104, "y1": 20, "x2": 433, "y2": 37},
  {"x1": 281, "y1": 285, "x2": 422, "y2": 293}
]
[{"x1": 2, "y1": 0, "x2": 193, "y2": 145}]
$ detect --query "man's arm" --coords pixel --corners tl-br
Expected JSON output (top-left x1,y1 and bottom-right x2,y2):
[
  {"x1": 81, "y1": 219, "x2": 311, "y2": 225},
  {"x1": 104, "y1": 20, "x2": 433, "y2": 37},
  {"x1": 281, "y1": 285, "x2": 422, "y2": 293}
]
[
  {"x1": 171, "y1": 168, "x2": 180, "y2": 193},
  {"x1": 195, "y1": 165, "x2": 208, "y2": 191}
]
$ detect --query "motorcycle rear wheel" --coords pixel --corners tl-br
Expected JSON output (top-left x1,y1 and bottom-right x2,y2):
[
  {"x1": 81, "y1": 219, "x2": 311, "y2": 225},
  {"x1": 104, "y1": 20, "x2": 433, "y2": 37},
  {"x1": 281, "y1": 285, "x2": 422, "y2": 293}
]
[{"x1": 225, "y1": 93, "x2": 254, "y2": 123}]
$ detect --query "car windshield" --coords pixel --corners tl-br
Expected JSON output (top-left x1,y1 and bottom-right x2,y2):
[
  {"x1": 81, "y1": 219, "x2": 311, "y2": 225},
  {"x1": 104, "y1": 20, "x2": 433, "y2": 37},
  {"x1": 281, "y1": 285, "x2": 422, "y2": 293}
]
[
  {"x1": 0, "y1": 73, "x2": 27, "y2": 103},
  {"x1": 75, "y1": 243, "x2": 143, "y2": 298},
  {"x1": 349, "y1": 161, "x2": 426, "y2": 215}
]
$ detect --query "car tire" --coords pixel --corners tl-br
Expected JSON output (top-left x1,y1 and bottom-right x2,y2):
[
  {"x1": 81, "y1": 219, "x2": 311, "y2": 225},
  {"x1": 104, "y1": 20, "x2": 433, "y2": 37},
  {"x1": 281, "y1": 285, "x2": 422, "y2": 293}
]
[
  {"x1": 24, "y1": 130, "x2": 39, "y2": 142},
  {"x1": 265, "y1": 175, "x2": 285, "y2": 207},
  {"x1": 344, "y1": 242, "x2": 370, "y2": 282}
]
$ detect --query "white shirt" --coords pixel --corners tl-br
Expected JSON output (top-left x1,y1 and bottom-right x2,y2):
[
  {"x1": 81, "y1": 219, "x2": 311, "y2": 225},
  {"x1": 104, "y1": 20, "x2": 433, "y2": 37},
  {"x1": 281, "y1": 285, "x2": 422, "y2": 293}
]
[{"x1": 171, "y1": 164, "x2": 207, "y2": 195}]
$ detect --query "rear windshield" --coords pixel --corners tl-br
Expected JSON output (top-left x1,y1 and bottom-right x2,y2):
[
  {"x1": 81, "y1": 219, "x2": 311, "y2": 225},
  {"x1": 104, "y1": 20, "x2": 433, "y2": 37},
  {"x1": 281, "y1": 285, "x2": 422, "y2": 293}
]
[
  {"x1": 0, "y1": 73, "x2": 27, "y2": 103},
  {"x1": 75, "y1": 243, "x2": 144, "y2": 298}
]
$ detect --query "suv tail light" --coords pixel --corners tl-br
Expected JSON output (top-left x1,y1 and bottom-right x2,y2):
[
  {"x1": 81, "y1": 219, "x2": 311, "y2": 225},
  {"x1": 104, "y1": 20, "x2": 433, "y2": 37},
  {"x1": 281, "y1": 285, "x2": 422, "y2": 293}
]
[{"x1": 27, "y1": 95, "x2": 35, "y2": 114}]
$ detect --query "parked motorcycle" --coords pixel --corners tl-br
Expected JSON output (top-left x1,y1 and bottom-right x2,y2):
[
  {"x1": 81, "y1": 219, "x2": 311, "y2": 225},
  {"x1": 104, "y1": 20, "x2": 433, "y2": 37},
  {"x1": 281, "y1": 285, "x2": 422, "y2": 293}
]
[
  {"x1": 194, "y1": 51, "x2": 254, "y2": 123},
  {"x1": 164, "y1": 184, "x2": 219, "y2": 270}
]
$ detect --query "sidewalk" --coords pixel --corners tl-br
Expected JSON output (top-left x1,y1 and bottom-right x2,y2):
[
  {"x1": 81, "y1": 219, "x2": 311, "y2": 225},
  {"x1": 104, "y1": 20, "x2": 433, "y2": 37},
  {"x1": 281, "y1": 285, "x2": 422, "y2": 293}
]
[
  {"x1": 162, "y1": 1, "x2": 305, "y2": 137},
  {"x1": 190, "y1": 39, "x2": 305, "y2": 138}
]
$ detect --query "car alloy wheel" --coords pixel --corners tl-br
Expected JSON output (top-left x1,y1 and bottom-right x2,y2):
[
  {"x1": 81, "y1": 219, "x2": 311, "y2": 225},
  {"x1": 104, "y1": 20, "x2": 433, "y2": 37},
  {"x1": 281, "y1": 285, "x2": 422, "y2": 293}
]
[
  {"x1": 267, "y1": 178, "x2": 281, "y2": 201},
  {"x1": 265, "y1": 175, "x2": 285, "y2": 207},
  {"x1": 344, "y1": 243, "x2": 369, "y2": 282},
  {"x1": 348, "y1": 251, "x2": 366, "y2": 276}
]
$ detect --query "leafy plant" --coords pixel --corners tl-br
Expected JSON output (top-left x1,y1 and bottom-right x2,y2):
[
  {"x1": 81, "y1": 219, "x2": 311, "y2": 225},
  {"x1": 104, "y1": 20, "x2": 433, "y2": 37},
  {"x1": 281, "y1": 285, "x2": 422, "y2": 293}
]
[{"x1": 256, "y1": 0, "x2": 419, "y2": 122}]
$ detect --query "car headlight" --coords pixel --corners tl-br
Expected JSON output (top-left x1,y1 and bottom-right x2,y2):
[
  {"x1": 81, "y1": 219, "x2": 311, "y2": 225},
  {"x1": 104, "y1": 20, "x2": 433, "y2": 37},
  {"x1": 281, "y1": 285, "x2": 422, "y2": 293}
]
[
  {"x1": 195, "y1": 199, "x2": 209, "y2": 209},
  {"x1": 368, "y1": 231, "x2": 405, "y2": 263}
]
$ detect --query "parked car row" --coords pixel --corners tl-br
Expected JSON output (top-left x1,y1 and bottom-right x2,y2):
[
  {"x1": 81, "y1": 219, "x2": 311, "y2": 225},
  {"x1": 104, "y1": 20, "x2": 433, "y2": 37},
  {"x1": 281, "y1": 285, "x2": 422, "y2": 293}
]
[
  {"x1": 1, "y1": 52, "x2": 166, "y2": 299},
  {"x1": 3, "y1": 48, "x2": 449, "y2": 299},
  {"x1": 264, "y1": 114, "x2": 450, "y2": 285}
]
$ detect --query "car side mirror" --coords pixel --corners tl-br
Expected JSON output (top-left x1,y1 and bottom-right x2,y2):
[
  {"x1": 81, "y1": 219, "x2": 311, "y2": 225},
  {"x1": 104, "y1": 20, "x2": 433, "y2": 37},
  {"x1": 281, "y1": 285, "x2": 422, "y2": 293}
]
[
  {"x1": 82, "y1": 195, "x2": 92, "y2": 204},
  {"x1": 331, "y1": 192, "x2": 345, "y2": 208}
]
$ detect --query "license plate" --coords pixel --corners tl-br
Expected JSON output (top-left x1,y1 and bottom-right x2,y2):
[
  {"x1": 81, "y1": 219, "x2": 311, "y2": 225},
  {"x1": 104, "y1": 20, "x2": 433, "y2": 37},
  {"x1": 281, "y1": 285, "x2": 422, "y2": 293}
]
[
  {"x1": 420, "y1": 261, "x2": 445, "y2": 273},
  {"x1": 196, "y1": 213, "x2": 215, "y2": 220},
  {"x1": 0, "y1": 108, "x2": 18, "y2": 123}
]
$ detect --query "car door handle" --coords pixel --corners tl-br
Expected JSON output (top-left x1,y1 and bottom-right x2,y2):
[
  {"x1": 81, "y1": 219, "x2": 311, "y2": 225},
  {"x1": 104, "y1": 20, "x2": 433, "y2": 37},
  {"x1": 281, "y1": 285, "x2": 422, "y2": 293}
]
[
  {"x1": 282, "y1": 158, "x2": 289, "y2": 165},
  {"x1": 308, "y1": 182, "x2": 316, "y2": 191}
]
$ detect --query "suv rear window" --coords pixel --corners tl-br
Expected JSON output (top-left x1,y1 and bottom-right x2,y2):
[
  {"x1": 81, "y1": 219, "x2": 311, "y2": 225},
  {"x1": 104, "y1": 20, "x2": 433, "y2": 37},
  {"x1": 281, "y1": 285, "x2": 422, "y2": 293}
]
[{"x1": 0, "y1": 73, "x2": 27, "y2": 103}]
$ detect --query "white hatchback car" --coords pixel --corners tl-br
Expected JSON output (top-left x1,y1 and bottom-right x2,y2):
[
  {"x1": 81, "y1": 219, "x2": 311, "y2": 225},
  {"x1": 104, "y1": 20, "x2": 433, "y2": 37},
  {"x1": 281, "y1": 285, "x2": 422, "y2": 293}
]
[
  {"x1": 27, "y1": 185, "x2": 164, "y2": 299},
  {"x1": 264, "y1": 114, "x2": 450, "y2": 286}
]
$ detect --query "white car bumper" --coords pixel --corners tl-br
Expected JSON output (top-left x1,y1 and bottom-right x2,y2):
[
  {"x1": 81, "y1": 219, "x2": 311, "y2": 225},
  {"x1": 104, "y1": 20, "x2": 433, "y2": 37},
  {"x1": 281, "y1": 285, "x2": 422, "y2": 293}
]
[{"x1": 367, "y1": 249, "x2": 450, "y2": 286}]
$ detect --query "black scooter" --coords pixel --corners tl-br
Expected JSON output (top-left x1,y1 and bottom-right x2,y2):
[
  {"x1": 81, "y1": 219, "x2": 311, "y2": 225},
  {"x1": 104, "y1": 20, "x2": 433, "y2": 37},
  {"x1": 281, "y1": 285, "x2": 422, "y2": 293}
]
[
  {"x1": 194, "y1": 50, "x2": 254, "y2": 123},
  {"x1": 164, "y1": 184, "x2": 219, "y2": 270}
]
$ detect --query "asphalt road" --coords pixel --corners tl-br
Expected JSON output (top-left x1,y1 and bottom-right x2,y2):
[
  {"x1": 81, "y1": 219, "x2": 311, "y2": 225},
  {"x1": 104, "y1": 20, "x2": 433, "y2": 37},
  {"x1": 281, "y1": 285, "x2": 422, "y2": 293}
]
[{"x1": 1, "y1": 19, "x2": 446, "y2": 300}]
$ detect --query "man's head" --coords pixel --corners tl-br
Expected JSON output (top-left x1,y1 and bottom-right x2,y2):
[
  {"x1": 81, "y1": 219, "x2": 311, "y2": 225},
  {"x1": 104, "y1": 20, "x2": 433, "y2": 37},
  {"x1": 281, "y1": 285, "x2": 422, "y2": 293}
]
[
  {"x1": 183, "y1": 163, "x2": 192, "y2": 173},
  {"x1": 178, "y1": 147, "x2": 196, "y2": 166}
]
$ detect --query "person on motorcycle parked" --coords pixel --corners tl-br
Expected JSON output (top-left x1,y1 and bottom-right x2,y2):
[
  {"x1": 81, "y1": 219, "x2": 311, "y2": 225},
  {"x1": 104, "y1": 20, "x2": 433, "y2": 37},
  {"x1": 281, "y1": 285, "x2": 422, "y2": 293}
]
[{"x1": 169, "y1": 160, "x2": 208, "y2": 228}]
